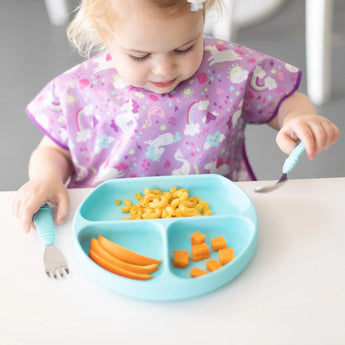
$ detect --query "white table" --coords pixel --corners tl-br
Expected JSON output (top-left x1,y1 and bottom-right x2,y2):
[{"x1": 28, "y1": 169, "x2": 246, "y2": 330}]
[{"x1": 1, "y1": 178, "x2": 345, "y2": 344}]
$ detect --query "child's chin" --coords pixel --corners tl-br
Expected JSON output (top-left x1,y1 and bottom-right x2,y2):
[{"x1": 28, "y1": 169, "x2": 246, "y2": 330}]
[
  {"x1": 151, "y1": 88, "x2": 174, "y2": 95},
  {"x1": 148, "y1": 83, "x2": 179, "y2": 95}
]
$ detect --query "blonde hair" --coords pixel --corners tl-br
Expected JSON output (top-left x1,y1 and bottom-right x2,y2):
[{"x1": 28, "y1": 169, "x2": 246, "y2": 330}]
[{"x1": 67, "y1": 0, "x2": 220, "y2": 58}]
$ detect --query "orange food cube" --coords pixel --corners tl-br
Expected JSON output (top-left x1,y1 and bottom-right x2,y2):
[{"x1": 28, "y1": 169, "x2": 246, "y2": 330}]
[
  {"x1": 173, "y1": 250, "x2": 190, "y2": 268},
  {"x1": 205, "y1": 259, "x2": 222, "y2": 272},
  {"x1": 219, "y1": 247, "x2": 235, "y2": 265},
  {"x1": 114, "y1": 199, "x2": 121, "y2": 205},
  {"x1": 189, "y1": 267, "x2": 208, "y2": 278},
  {"x1": 210, "y1": 236, "x2": 227, "y2": 251},
  {"x1": 191, "y1": 231, "x2": 206, "y2": 245},
  {"x1": 192, "y1": 243, "x2": 210, "y2": 261}
]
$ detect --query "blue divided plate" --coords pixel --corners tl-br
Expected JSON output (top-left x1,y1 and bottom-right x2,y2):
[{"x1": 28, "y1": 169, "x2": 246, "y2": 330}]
[{"x1": 73, "y1": 174, "x2": 257, "y2": 301}]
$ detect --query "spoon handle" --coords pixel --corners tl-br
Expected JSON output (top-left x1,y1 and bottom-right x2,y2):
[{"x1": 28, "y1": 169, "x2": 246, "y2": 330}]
[{"x1": 282, "y1": 141, "x2": 306, "y2": 174}]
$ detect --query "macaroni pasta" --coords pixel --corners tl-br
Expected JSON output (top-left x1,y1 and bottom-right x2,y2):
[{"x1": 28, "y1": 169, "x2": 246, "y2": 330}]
[{"x1": 118, "y1": 187, "x2": 212, "y2": 220}]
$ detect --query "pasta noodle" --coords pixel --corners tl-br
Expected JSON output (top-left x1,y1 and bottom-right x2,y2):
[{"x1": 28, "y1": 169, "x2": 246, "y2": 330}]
[{"x1": 119, "y1": 187, "x2": 212, "y2": 220}]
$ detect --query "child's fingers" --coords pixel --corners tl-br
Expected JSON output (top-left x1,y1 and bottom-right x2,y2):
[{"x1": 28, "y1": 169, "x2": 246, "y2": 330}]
[
  {"x1": 25, "y1": 220, "x2": 35, "y2": 234},
  {"x1": 20, "y1": 201, "x2": 40, "y2": 233},
  {"x1": 276, "y1": 132, "x2": 299, "y2": 155},
  {"x1": 55, "y1": 193, "x2": 70, "y2": 225},
  {"x1": 277, "y1": 115, "x2": 339, "y2": 161},
  {"x1": 308, "y1": 121, "x2": 327, "y2": 152},
  {"x1": 305, "y1": 119, "x2": 339, "y2": 154},
  {"x1": 12, "y1": 195, "x2": 34, "y2": 233},
  {"x1": 321, "y1": 120, "x2": 340, "y2": 146},
  {"x1": 308, "y1": 120, "x2": 333, "y2": 153},
  {"x1": 277, "y1": 126, "x2": 316, "y2": 159},
  {"x1": 295, "y1": 126, "x2": 317, "y2": 160},
  {"x1": 278, "y1": 120, "x2": 339, "y2": 160}
]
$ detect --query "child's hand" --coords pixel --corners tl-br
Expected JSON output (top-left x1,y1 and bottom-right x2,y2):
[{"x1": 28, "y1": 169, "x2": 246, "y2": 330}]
[
  {"x1": 12, "y1": 178, "x2": 69, "y2": 233},
  {"x1": 275, "y1": 114, "x2": 339, "y2": 160}
]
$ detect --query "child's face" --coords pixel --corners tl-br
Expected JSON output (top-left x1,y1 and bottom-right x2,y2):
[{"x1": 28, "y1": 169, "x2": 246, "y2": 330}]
[{"x1": 107, "y1": 5, "x2": 205, "y2": 94}]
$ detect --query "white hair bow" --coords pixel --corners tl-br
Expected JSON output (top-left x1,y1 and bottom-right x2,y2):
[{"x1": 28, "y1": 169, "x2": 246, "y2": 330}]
[{"x1": 187, "y1": 0, "x2": 207, "y2": 11}]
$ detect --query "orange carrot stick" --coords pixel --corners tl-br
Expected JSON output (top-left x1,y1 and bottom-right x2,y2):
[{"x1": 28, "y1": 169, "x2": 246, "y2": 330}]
[
  {"x1": 89, "y1": 250, "x2": 153, "y2": 280},
  {"x1": 90, "y1": 238, "x2": 159, "y2": 274},
  {"x1": 97, "y1": 235, "x2": 162, "y2": 265}
]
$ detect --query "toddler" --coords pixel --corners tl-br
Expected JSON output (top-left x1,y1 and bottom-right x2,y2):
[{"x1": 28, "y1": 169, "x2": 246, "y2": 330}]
[{"x1": 13, "y1": 0, "x2": 339, "y2": 232}]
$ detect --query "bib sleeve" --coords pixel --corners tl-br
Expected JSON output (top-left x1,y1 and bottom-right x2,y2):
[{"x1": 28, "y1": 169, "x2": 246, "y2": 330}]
[
  {"x1": 241, "y1": 49, "x2": 302, "y2": 124},
  {"x1": 26, "y1": 80, "x2": 69, "y2": 149}
]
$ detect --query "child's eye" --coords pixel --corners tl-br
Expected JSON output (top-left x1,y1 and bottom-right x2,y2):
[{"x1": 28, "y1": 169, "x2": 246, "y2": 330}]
[
  {"x1": 175, "y1": 45, "x2": 194, "y2": 54},
  {"x1": 130, "y1": 54, "x2": 150, "y2": 63}
]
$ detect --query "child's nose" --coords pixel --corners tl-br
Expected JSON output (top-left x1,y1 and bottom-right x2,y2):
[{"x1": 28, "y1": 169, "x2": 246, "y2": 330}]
[{"x1": 152, "y1": 56, "x2": 176, "y2": 76}]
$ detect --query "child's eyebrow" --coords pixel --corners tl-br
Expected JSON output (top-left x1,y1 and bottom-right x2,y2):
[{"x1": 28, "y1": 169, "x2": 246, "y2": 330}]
[
  {"x1": 177, "y1": 40, "x2": 197, "y2": 50},
  {"x1": 125, "y1": 48, "x2": 150, "y2": 54},
  {"x1": 124, "y1": 37, "x2": 199, "y2": 54}
]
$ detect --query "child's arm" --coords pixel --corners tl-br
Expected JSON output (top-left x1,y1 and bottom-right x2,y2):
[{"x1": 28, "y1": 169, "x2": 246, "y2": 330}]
[
  {"x1": 12, "y1": 136, "x2": 73, "y2": 233},
  {"x1": 269, "y1": 92, "x2": 339, "y2": 159}
]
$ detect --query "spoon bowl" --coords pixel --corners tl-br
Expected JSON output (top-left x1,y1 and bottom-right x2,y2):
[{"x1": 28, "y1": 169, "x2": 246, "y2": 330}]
[{"x1": 254, "y1": 141, "x2": 305, "y2": 193}]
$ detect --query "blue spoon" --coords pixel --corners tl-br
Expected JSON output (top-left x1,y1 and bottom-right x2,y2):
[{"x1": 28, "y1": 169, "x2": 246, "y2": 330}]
[{"x1": 254, "y1": 141, "x2": 306, "y2": 193}]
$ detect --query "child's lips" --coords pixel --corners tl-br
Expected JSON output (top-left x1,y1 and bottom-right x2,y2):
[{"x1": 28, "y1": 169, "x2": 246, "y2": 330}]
[{"x1": 151, "y1": 78, "x2": 177, "y2": 88}]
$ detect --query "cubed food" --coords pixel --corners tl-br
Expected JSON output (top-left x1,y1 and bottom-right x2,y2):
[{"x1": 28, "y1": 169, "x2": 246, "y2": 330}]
[
  {"x1": 205, "y1": 258, "x2": 222, "y2": 272},
  {"x1": 210, "y1": 235, "x2": 227, "y2": 251},
  {"x1": 191, "y1": 231, "x2": 206, "y2": 245},
  {"x1": 192, "y1": 243, "x2": 210, "y2": 261},
  {"x1": 173, "y1": 250, "x2": 190, "y2": 268},
  {"x1": 218, "y1": 247, "x2": 235, "y2": 265},
  {"x1": 189, "y1": 267, "x2": 208, "y2": 278}
]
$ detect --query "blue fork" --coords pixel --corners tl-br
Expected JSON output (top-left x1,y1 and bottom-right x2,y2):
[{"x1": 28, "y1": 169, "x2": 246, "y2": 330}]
[{"x1": 33, "y1": 204, "x2": 69, "y2": 278}]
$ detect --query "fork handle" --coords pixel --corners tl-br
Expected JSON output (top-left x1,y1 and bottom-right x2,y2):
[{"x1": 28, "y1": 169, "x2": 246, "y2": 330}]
[
  {"x1": 282, "y1": 141, "x2": 306, "y2": 174},
  {"x1": 33, "y1": 204, "x2": 56, "y2": 246}
]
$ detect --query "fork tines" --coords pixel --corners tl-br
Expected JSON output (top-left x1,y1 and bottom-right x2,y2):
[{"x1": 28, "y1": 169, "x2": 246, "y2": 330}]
[{"x1": 46, "y1": 267, "x2": 69, "y2": 279}]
